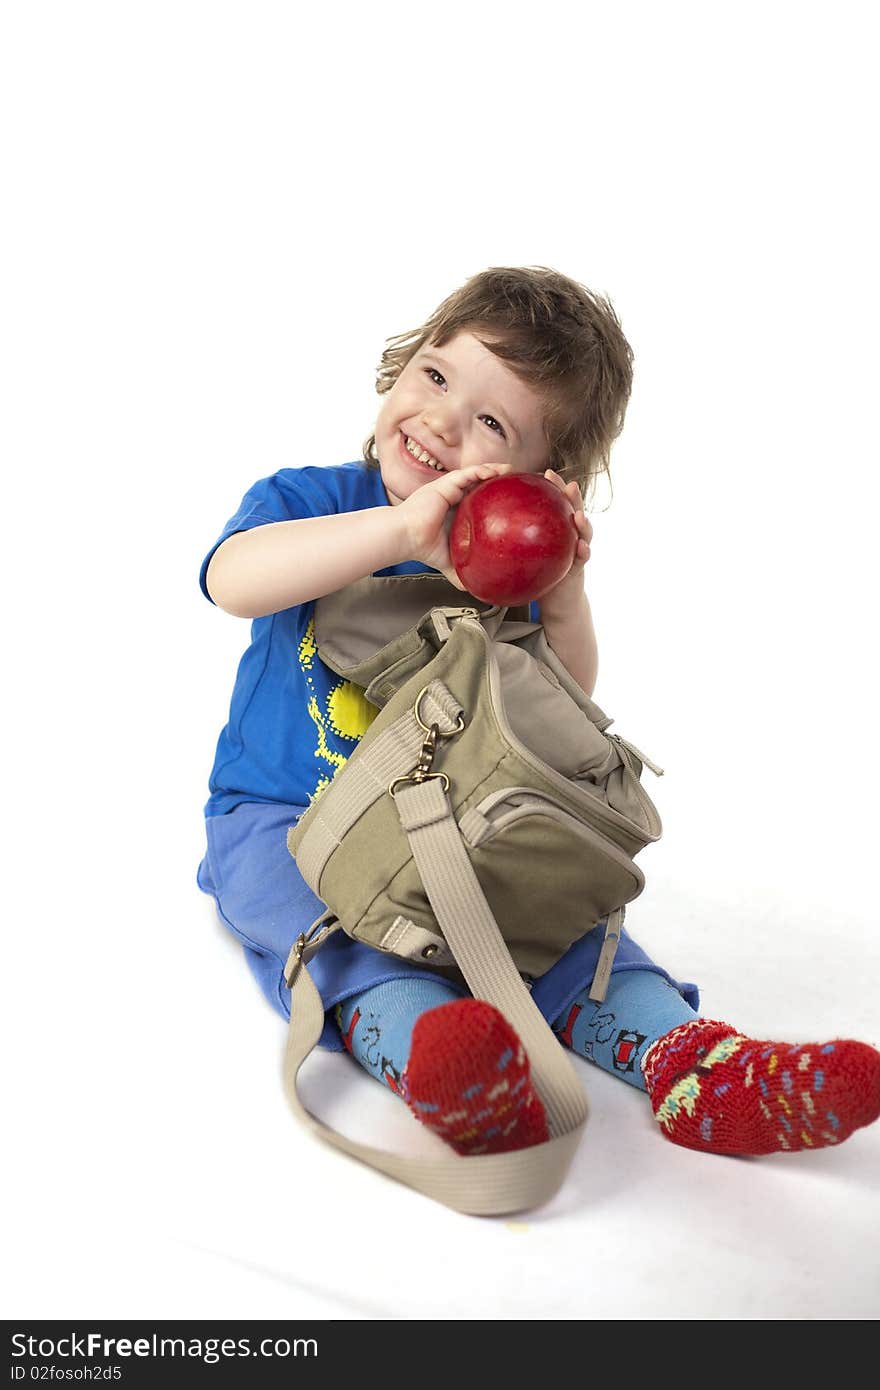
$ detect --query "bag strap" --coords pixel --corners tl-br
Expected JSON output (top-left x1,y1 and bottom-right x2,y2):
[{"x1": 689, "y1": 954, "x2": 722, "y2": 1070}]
[
  {"x1": 391, "y1": 777, "x2": 590, "y2": 1135},
  {"x1": 281, "y1": 775, "x2": 605, "y2": 1215}
]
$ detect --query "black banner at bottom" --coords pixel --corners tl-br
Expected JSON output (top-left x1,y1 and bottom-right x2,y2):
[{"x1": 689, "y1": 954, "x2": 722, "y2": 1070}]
[{"x1": 4, "y1": 1320, "x2": 546, "y2": 1382}]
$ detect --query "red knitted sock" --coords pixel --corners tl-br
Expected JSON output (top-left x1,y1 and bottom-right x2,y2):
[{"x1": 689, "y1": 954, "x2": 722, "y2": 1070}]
[
  {"x1": 642, "y1": 1017, "x2": 880, "y2": 1155},
  {"x1": 401, "y1": 999, "x2": 549, "y2": 1156}
]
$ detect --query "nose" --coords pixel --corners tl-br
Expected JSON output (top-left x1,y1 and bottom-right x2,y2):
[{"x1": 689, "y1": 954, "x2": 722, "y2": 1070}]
[{"x1": 421, "y1": 405, "x2": 456, "y2": 448}]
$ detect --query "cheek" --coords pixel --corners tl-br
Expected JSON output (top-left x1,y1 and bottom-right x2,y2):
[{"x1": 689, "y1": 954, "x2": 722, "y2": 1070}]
[
  {"x1": 375, "y1": 397, "x2": 399, "y2": 439},
  {"x1": 379, "y1": 382, "x2": 410, "y2": 425},
  {"x1": 514, "y1": 444, "x2": 551, "y2": 474}
]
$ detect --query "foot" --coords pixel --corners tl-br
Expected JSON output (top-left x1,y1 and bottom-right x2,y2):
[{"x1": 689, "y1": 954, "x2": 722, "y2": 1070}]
[
  {"x1": 642, "y1": 1018, "x2": 880, "y2": 1155},
  {"x1": 401, "y1": 999, "x2": 549, "y2": 1155}
]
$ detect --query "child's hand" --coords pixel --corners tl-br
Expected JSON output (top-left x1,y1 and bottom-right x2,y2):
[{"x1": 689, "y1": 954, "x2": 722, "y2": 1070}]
[
  {"x1": 533, "y1": 469, "x2": 593, "y2": 617},
  {"x1": 400, "y1": 463, "x2": 513, "y2": 588}
]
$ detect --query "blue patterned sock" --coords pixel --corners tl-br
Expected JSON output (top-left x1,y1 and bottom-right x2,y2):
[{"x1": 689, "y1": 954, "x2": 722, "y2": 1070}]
[
  {"x1": 334, "y1": 976, "x2": 461, "y2": 1094},
  {"x1": 552, "y1": 968, "x2": 699, "y2": 1091}
]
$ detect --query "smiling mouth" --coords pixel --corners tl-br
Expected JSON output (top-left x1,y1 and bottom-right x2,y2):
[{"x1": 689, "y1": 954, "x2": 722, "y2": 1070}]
[{"x1": 401, "y1": 431, "x2": 445, "y2": 472}]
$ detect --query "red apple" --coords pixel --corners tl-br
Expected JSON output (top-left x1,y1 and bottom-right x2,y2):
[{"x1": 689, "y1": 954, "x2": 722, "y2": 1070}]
[{"x1": 449, "y1": 472, "x2": 578, "y2": 606}]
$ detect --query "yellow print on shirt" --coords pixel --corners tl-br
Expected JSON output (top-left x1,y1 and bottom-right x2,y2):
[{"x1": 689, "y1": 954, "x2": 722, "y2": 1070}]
[{"x1": 298, "y1": 618, "x2": 379, "y2": 803}]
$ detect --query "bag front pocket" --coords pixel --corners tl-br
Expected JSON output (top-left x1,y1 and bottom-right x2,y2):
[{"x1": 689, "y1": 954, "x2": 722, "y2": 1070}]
[{"x1": 457, "y1": 787, "x2": 645, "y2": 977}]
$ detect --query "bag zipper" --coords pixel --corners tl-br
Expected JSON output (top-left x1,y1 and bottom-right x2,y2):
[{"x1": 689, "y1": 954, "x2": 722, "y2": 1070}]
[{"x1": 609, "y1": 733, "x2": 665, "y2": 778}]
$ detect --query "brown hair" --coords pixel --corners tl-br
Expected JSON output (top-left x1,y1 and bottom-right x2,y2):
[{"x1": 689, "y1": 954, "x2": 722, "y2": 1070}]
[{"x1": 361, "y1": 265, "x2": 634, "y2": 508}]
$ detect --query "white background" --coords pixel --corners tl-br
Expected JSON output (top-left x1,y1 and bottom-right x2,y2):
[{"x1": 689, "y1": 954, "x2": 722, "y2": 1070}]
[{"x1": 2, "y1": 0, "x2": 878, "y2": 1323}]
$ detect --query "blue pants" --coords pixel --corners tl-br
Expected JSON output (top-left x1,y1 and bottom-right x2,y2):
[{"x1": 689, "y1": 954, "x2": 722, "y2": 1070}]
[{"x1": 197, "y1": 800, "x2": 700, "y2": 1057}]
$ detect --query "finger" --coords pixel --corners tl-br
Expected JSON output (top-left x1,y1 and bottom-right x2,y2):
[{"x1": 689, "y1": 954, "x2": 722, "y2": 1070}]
[
  {"x1": 438, "y1": 465, "x2": 497, "y2": 497},
  {"x1": 459, "y1": 463, "x2": 510, "y2": 483}
]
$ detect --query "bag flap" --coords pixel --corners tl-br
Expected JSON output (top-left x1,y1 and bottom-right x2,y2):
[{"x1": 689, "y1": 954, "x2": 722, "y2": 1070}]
[{"x1": 313, "y1": 574, "x2": 531, "y2": 677}]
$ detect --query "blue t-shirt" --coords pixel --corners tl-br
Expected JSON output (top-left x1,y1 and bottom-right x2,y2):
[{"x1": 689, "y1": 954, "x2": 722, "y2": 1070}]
[{"x1": 200, "y1": 461, "x2": 540, "y2": 817}]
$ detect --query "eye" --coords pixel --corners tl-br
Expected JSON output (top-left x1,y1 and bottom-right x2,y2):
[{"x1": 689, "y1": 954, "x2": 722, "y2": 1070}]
[{"x1": 423, "y1": 368, "x2": 507, "y2": 438}]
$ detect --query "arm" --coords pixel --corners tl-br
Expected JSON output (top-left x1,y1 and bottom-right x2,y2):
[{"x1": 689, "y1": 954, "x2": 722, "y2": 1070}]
[
  {"x1": 205, "y1": 507, "x2": 411, "y2": 617},
  {"x1": 206, "y1": 463, "x2": 512, "y2": 619},
  {"x1": 534, "y1": 469, "x2": 598, "y2": 697},
  {"x1": 541, "y1": 590, "x2": 599, "y2": 699}
]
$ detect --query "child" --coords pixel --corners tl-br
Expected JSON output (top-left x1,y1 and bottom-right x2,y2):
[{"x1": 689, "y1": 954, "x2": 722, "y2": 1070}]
[{"x1": 198, "y1": 265, "x2": 880, "y2": 1160}]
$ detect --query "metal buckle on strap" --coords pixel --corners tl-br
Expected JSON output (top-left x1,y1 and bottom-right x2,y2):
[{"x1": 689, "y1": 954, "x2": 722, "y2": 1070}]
[
  {"x1": 388, "y1": 685, "x2": 465, "y2": 799},
  {"x1": 283, "y1": 912, "x2": 338, "y2": 987},
  {"x1": 389, "y1": 723, "x2": 450, "y2": 798},
  {"x1": 413, "y1": 685, "x2": 465, "y2": 738},
  {"x1": 283, "y1": 933, "x2": 307, "y2": 988}
]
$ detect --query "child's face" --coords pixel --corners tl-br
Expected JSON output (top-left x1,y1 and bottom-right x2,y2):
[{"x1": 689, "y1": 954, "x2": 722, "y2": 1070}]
[{"x1": 374, "y1": 330, "x2": 551, "y2": 506}]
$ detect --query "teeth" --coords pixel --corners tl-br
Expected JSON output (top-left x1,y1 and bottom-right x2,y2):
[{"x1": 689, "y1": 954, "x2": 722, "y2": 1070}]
[{"x1": 405, "y1": 435, "x2": 443, "y2": 470}]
